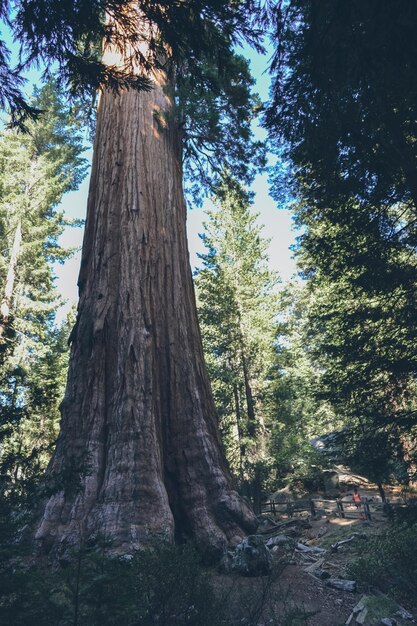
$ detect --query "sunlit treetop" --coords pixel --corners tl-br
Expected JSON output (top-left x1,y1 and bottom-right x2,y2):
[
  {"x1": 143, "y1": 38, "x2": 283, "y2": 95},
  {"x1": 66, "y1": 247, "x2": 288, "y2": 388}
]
[{"x1": 1, "y1": 0, "x2": 263, "y2": 126}]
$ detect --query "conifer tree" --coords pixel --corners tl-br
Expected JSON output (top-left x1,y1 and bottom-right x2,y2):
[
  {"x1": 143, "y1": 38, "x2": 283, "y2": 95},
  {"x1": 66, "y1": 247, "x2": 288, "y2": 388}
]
[
  {"x1": 0, "y1": 79, "x2": 87, "y2": 355},
  {"x1": 0, "y1": 80, "x2": 87, "y2": 511},
  {"x1": 195, "y1": 176, "x2": 278, "y2": 509},
  {"x1": 265, "y1": 0, "x2": 417, "y2": 490},
  {"x1": 270, "y1": 282, "x2": 338, "y2": 485}
]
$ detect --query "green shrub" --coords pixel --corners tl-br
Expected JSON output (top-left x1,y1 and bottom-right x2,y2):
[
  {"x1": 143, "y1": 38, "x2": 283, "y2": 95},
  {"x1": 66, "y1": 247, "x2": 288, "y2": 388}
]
[
  {"x1": 0, "y1": 542, "x2": 222, "y2": 626},
  {"x1": 386, "y1": 501, "x2": 417, "y2": 526},
  {"x1": 347, "y1": 525, "x2": 417, "y2": 603}
]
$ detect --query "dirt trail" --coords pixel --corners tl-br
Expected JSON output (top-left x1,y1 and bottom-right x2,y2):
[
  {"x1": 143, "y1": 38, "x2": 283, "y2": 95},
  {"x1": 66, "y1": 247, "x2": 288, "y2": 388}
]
[{"x1": 247, "y1": 472, "x2": 409, "y2": 625}]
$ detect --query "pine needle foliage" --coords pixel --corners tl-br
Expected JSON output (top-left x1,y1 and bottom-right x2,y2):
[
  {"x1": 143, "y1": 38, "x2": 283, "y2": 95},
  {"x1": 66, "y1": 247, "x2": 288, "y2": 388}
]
[
  {"x1": 265, "y1": 0, "x2": 417, "y2": 487},
  {"x1": 0, "y1": 0, "x2": 263, "y2": 127},
  {"x1": 0, "y1": 79, "x2": 87, "y2": 523},
  {"x1": 195, "y1": 174, "x2": 279, "y2": 502}
]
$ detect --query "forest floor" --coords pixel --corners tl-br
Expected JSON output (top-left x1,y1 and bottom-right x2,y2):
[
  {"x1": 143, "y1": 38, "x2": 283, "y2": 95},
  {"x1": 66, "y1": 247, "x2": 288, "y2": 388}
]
[{"x1": 214, "y1": 470, "x2": 416, "y2": 626}]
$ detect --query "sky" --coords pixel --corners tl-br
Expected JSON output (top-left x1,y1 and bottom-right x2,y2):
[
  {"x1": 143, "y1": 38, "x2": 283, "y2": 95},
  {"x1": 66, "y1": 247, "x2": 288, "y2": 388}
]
[{"x1": 14, "y1": 39, "x2": 300, "y2": 318}]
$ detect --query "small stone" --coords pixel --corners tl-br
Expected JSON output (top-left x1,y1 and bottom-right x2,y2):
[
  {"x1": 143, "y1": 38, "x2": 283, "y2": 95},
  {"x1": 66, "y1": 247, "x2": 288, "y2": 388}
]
[{"x1": 326, "y1": 578, "x2": 356, "y2": 592}]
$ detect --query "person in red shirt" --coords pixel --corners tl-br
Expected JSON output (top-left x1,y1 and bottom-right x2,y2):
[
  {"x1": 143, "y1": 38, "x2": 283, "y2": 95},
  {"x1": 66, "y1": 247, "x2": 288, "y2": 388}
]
[{"x1": 353, "y1": 487, "x2": 362, "y2": 508}]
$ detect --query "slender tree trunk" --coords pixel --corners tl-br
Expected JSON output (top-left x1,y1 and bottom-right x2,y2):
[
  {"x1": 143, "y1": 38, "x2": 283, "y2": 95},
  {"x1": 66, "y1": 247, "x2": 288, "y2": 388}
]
[
  {"x1": 34, "y1": 29, "x2": 256, "y2": 558},
  {"x1": 0, "y1": 220, "x2": 21, "y2": 344},
  {"x1": 377, "y1": 482, "x2": 386, "y2": 503},
  {"x1": 241, "y1": 347, "x2": 256, "y2": 432},
  {"x1": 232, "y1": 381, "x2": 244, "y2": 480}
]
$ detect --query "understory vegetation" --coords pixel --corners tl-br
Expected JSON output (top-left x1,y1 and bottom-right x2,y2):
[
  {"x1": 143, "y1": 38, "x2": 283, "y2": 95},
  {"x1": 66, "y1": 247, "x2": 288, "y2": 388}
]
[
  {"x1": 0, "y1": 543, "x2": 219, "y2": 626},
  {"x1": 0, "y1": 541, "x2": 307, "y2": 626},
  {"x1": 348, "y1": 525, "x2": 417, "y2": 605}
]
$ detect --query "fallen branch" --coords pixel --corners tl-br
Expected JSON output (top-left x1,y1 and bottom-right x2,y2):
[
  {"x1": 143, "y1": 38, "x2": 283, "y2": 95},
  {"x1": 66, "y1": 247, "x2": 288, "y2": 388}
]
[
  {"x1": 296, "y1": 543, "x2": 327, "y2": 555},
  {"x1": 331, "y1": 533, "x2": 360, "y2": 552},
  {"x1": 304, "y1": 557, "x2": 325, "y2": 573}
]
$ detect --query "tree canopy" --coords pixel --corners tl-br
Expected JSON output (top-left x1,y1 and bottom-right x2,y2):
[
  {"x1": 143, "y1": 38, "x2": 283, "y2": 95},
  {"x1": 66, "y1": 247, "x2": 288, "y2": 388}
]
[
  {"x1": 195, "y1": 175, "x2": 278, "y2": 497},
  {"x1": 266, "y1": 0, "x2": 417, "y2": 488},
  {"x1": 1, "y1": 0, "x2": 262, "y2": 126},
  {"x1": 266, "y1": 0, "x2": 417, "y2": 212}
]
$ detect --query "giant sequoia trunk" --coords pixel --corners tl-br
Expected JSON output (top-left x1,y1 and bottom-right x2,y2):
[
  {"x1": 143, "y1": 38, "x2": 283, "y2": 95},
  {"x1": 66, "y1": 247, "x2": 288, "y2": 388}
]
[{"x1": 33, "y1": 33, "x2": 257, "y2": 557}]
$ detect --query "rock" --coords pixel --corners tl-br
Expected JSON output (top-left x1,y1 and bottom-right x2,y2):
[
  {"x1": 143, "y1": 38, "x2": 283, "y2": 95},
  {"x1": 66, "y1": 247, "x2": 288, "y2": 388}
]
[
  {"x1": 269, "y1": 487, "x2": 294, "y2": 504},
  {"x1": 326, "y1": 578, "x2": 356, "y2": 592},
  {"x1": 221, "y1": 535, "x2": 272, "y2": 577},
  {"x1": 323, "y1": 470, "x2": 340, "y2": 496},
  {"x1": 380, "y1": 619, "x2": 397, "y2": 626},
  {"x1": 395, "y1": 606, "x2": 414, "y2": 620},
  {"x1": 229, "y1": 535, "x2": 243, "y2": 548},
  {"x1": 266, "y1": 534, "x2": 292, "y2": 548}
]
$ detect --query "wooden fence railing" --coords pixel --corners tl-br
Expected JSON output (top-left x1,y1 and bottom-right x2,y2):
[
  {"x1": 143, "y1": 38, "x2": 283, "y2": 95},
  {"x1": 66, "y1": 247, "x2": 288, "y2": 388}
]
[{"x1": 262, "y1": 497, "x2": 373, "y2": 521}]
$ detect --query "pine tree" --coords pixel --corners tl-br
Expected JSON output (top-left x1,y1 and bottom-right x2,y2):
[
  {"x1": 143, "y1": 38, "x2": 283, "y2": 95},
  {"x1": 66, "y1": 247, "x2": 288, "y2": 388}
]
[
  {"x1": 195, "y1": 175, "x2": 279, "y2": 510},
  {"x1": 298, "y1": 221, "x2": 417, "y2": 494},
  {"x1": 0, "y1": 79, "x2": 87, "y2": 515},
  {"x1": 265, "y1": 0, "x2": 417, "y2": 491},
  {"x1": 270, "y1": 282, "x2": 338, "y2": 486},
  {"x1": 0, "y1": 79, "x2": 87, "y2": 355}
]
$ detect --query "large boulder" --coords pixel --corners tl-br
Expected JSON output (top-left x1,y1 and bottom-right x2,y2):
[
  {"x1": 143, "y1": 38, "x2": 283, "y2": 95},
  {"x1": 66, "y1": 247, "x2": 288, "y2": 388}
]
[
  {"x1": 269, "y1": 486, "x2": 294, "y2": 504},
  {"x1": 323, "y1": 470, "x2": 340, "y2": 496}
]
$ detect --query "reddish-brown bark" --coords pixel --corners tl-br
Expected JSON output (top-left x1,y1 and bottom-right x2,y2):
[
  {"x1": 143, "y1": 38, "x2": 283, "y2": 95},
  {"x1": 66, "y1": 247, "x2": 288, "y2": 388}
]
[{"x1": 33, "y1": 41, "x2": 257, "y2": 557}]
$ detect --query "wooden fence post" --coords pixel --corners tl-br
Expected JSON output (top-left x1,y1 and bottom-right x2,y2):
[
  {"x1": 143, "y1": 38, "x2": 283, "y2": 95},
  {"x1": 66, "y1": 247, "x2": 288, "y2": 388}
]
[
  {"x1": 310, "y1": 499, "x2": 316, "y2": 520},
  {"x1": 363, "y1": 498, "x2": 372, "y2": 521},
  {"x1": 336, "y1": 498, "x2": 345, "y2": 518}
]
